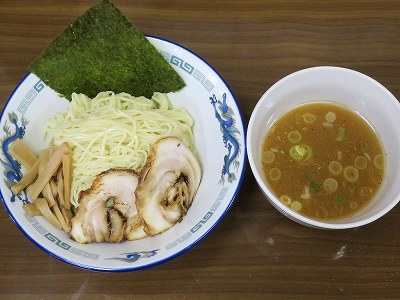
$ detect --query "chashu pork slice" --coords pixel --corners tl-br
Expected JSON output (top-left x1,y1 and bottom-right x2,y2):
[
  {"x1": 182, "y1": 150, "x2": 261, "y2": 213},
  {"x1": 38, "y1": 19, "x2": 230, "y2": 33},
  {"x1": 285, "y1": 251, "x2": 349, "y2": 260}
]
[
  {"x1": 70, "y1": 169, "x2": 147, "y2": 244},
  {"x1": 136, "y1": 137, "x2": 202, "y2": 236}
]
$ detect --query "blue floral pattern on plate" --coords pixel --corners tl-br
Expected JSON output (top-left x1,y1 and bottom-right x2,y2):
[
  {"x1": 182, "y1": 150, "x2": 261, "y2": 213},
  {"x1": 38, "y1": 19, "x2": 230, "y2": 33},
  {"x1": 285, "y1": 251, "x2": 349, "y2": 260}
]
[
  {"x1": 0, "y1": 112, "x2": 29, "y2": 203},
  {"x1": 210, "y1": 93, "x2": 241, "y2": 184},
  {"x1": 107, "y1": 250, "x2": 159, "y2": 263}
]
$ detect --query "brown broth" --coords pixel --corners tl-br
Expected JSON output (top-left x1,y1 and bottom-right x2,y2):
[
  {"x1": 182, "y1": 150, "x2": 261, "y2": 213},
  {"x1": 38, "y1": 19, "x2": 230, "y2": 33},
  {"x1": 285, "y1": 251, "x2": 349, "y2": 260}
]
[{"x1": 261, "y1": 102, "x2": 385, "y2": 221}]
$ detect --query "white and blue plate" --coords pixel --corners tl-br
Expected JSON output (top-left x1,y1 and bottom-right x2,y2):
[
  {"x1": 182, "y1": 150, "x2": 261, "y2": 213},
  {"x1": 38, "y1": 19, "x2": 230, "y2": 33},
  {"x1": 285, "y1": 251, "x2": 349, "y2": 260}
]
[{"x1": 0, "y1": 36, "x2": 246, "y2": 271}]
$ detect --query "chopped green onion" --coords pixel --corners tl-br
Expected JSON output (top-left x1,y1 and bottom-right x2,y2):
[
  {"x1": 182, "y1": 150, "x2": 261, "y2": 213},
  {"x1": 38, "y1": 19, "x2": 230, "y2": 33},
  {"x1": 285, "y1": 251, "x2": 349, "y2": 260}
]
[
  {"x1": 303, "y1": 113, "x2": 316, "y2": 124},
  {"x1": 301, "y1": 185, "x2": 311, "y2": 199},
  {"x1": 360, "y1": 186, "x2": 373, "y2": 197},
  {"x1": 262, "y1": 150, "x2": 275, "y2": 163},
  {"x1": 334, "y1": 194, "x2": 344, "y2": 205},
  {"x1": 329, "y1": 160, "x2": 342, "y2": 175},
  {"x1": 323, "y1": 178, "x2": 338, "y2": 192},
  {"x1": 287, "y1": 130, "x2": 302, "y2": 143},
  {"x1": 305, "y1": 173, "x2": 322, "y2": 192},
  {"x1": 269, "y1": 168, "x2": 282, "y2": 181},
  {"x1": 289, "y1": 144, "x2": 313, "y2": 162},
  {"x1": 374, "y1": 154, "x2": 384, "y2": 170},
  {"x1": 350, "y1": 202, "x2": 358, "y2": 210},
  {"x1": 290, "y1": 201, "x2": 302, "y2": 212},
  {"x1": 309, "y1": 180, "x2": 322, "y2": 192},
  {"x1": 280, "y1": 195, "x2": 292, "y2": 206},
  {"x1": 343, "y1": 166, "x2": 359, "y2": 182},
  {"x1": 325, "y1": 112, "x2": 336, "y2": 123},
  {"x1": 354, "y1": 156, "x2": 368, "y2": 169},
  {"x1": 335, "y1": 126, "x2": 345, "y2": 142}
]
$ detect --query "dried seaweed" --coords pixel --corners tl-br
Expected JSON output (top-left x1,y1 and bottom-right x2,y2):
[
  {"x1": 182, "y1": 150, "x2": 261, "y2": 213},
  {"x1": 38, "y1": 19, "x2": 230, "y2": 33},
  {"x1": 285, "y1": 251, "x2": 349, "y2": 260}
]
[{"x1": 29, "y1": 0, "x2": 185, "y2": 100}]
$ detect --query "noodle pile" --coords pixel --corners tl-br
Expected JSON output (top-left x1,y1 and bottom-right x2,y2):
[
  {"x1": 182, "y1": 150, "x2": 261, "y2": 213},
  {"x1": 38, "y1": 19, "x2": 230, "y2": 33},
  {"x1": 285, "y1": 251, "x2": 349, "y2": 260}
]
[{"x1": 45, "y1": 91, "x2": 195, "y2": 207}]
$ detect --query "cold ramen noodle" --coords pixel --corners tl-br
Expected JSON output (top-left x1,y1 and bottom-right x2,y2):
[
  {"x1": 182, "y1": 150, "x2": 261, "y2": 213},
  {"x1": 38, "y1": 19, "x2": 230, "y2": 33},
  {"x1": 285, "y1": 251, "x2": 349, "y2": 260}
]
[
  {"x1": 10, "y1": 92, "x2": 202, "y2": 243},
  {"x1": 261, "y1": 102, "x2": 384, "y2": 221}
]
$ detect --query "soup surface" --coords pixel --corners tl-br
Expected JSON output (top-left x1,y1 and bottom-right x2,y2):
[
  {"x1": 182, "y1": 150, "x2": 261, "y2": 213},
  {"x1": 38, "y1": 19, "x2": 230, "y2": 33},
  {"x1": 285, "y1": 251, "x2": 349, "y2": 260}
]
[{"x1": 261, "y1": 102, "x2": 385, "y2": 221}]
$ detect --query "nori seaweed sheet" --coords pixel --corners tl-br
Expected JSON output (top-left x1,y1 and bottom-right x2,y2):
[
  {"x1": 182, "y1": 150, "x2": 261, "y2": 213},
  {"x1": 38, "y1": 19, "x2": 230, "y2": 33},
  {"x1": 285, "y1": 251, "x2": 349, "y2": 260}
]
[{"x1": 28, "y1": 0, "x2": 185, "y2": 100}]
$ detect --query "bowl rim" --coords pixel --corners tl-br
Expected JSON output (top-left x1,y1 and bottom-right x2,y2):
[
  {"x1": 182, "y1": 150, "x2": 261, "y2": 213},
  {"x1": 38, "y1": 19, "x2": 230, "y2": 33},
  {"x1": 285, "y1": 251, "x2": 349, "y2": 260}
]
[
  {"x1": 0, "y1": 35, "x2": 247, "y2": 272},
  {"x1": 247, "y1": 65, "x2": 400, "y2": 229}
]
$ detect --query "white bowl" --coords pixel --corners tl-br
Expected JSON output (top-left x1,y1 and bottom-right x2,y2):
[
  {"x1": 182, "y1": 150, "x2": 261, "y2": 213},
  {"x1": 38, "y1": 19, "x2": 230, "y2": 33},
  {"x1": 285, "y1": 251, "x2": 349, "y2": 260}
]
[
  {"x1": 247, "y1": 66, "x2": 400, "y2": 229},
  {"x1": 0, "y1": 36, "x2": 246, "y2": 271}
]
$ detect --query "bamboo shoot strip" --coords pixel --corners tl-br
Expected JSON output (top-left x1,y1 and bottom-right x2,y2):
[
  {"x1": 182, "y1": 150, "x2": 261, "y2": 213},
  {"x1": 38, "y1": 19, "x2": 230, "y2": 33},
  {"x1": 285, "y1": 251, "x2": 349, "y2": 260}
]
[
  {"x1": 11, "y1": 157, "x2": 41, "y2": 195},
  {"x1": 27, "y1": 143, "x2": 69, "y2": 201},
  {"x1": 9, "y1": 139, "x2": 38, "y2": 169},
  {"x1": 57, "y1": 168, "x2": 65, "y2": 207},
  {"x1": 23, "y1": 203, "x2": 41, "y2": 217},
  {"x1": 34, "y1": 197, "x2": 62, "y2": 230},
  {"x1": 42, "y1": 183, "x2": 56, "y2": 208},
  {"x1": 61, "y1": 153, "x2": 72, "y2": 210},
  {"x1": 51, "y1": 203, "x2": 70, "y2": 232}
]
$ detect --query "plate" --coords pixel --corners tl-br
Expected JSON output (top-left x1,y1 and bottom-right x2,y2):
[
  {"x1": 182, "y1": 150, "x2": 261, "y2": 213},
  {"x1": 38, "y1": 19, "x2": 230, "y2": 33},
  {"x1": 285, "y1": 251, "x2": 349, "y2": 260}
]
[{"x1": 0, "y1": 36, "x2": 246, "y2": 271}]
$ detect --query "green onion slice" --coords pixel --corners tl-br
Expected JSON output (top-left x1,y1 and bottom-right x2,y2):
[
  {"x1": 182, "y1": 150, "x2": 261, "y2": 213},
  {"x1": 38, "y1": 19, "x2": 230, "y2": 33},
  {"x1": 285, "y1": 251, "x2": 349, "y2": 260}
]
[
  {"x1": 289, "y1": 144, "x2": 313, "y2": 163},
  {"x1": 336, "y1": 126, "x2": 345, "y2": 142}
]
